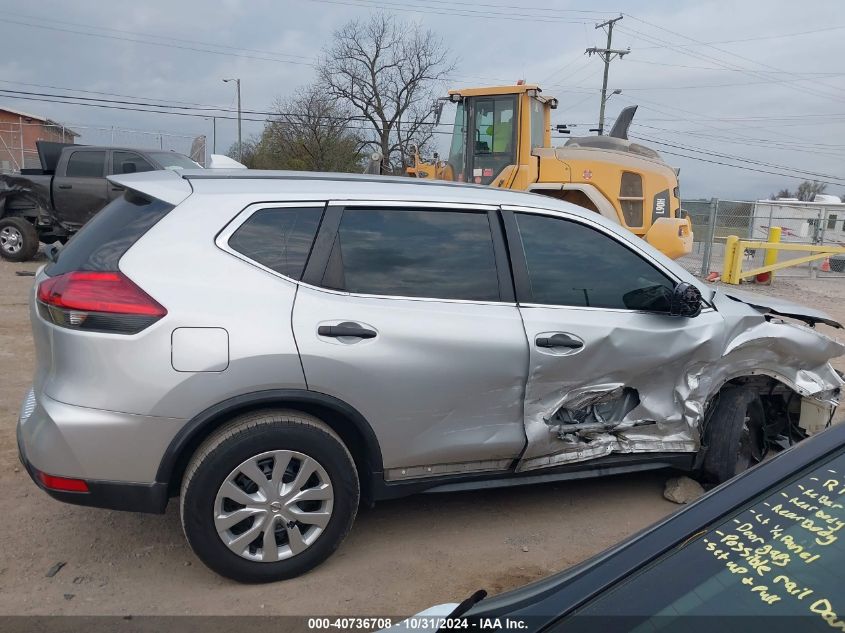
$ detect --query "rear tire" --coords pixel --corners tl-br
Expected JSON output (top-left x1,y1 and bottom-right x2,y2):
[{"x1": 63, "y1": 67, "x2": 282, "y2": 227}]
[
  {"x1": 180, "y1": 410, "x2": 359, "y2": 583},
  {"x1": 0, "y1": 216, "x2": 39, "y2": 262},
  {"x1": 701, "y1": 387, "x2": 767, "y2": 484}
]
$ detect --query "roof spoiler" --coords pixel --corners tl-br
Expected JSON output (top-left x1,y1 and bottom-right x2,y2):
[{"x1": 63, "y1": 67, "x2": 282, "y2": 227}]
[
  {"x1": 609, "y1": 105, "x2": 638, "y2": 140},
  {"x1": 107, "y1": 170, "x2": 193, "y2": 206}
]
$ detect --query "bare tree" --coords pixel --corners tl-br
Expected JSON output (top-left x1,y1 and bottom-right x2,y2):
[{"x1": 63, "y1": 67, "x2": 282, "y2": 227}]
[
  {"x1": 796, "y1": 180, "x2": 827, "y2": 202},
  {"x1": 769, "y1": 182, "x2": 828, "y2": 202},
  {"x1": 230, "y1": 86, "x2": 364, "y2": 172},
  {"x1": 317, "y1": 13, "x2": 454, "y2": 174}
]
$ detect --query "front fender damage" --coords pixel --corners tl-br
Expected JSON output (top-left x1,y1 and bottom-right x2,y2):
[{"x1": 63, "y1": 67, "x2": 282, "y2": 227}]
[{"x1": 518, "y1": 291, "x2": 844, "y2": 472}]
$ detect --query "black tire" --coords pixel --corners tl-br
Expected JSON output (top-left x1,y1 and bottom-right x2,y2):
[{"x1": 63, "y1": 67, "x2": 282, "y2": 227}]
[
  {"x1": 180, "y1": 410, "x2": 360, "y2": 583},
  {"x1": 701, "y1": 387, "x2": 767, "y2": 484},
  {"x1": 0, "y1": 216, "x2": 39, "y2": 262}
]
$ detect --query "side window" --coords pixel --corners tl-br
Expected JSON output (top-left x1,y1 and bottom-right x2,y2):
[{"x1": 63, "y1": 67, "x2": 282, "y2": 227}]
[
  {"x1": 227, "y1": 207, "x2": 323, "y2": 279},
  {"x1": 619, "y1": 171, "x2": 644, "y2": 227},
  {"x1": 530, "y1": 98, "x2": 545, "y2": 149},
  {"x1": 65, "y1": 151, "x2": 106, "y2": 178},
  {"x1": 112, "y1": 151, "x2": 154, "y2": 175},
  {"x1": 321, "y1": 208, "x2": 500, "y2": 301},
  {"x1": 515, "y1": 213, "x2": 675, "y2": 311}
]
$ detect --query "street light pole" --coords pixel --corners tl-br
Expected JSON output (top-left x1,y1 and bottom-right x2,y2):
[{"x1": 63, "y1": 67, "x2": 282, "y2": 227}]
[{"x1": 223, "y1": 78, "x2": 242, "y2": 161}]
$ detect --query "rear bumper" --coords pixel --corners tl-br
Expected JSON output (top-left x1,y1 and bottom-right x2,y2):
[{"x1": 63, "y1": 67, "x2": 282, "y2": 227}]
[
  {"x1": 17, "y1": 423, "x2": 168, "y2": 514},
  {"x1": 16, "y1": 386, "x2": 182, "y2": 514}
]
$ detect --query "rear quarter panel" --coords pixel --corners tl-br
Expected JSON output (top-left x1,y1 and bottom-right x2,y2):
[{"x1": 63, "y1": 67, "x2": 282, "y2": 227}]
[{"x1": 37, "y1": 192, "x2": 308, "y2": 419}]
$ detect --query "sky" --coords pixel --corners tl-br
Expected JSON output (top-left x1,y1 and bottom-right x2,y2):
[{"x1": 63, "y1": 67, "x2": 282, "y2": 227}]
[{"x1": 0, "y1": 0, "x2": 843, "y2": 199}]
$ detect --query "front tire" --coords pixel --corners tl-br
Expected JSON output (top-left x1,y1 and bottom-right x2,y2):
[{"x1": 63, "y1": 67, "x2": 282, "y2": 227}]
[
  {"x1": 180, "y1": 410, "x2": 360, "y2": 582},
  {"x1": 0, "y1": 216, "x2": 39, "y2": 262},
  {"x1": 701, "y1": 387, "x2": 767, "y2": 484}
]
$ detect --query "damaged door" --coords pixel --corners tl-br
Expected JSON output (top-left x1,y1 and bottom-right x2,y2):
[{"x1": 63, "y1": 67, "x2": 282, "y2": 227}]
[{"x1": 501, "y1": 207, "x2": 726, "y2": 472}]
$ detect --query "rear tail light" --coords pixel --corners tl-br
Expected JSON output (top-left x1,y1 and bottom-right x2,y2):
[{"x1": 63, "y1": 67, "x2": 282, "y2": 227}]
[
  {"x1": 37, "y1": 271, "x2": 166, "y2": 334},
  {"x1": 37, "y1": 471, "x2": 90, "y2": 493}
]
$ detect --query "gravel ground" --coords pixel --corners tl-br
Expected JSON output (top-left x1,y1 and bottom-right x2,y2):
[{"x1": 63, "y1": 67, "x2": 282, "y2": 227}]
[{"x1": 0, "y1": 256, "x2": 842, "y2": 616}]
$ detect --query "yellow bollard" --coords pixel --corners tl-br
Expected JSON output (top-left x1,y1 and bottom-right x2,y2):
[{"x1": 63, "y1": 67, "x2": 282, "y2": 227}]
[
  {"x1": 723, "y1": 235, "x2": 739, "y2": 284},
  {"x1": 757, "y1": 226, "x2": 781, "y2": 285}
]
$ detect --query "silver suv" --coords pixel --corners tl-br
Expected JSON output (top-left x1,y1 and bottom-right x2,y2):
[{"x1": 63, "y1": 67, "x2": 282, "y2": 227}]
[{"x1": 17, "y1": 170, "x2": 844, "y2": 582}]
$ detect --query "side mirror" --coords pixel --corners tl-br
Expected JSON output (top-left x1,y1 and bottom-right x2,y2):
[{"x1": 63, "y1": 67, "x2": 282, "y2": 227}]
[
  {"x1": 670, "y1": 282, "x2": 702, "y2": 318},
  {"x1": 121, "y1": 161, "x2": 136, "y2": 174}
]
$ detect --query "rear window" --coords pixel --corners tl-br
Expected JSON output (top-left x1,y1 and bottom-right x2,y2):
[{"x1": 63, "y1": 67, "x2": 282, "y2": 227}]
[
  {"x1": 227, "y1": 207, "x2": 323, "y2": 280},
  {"x1": 46, "y1": 191, "x2": 174, "y2": 275}
]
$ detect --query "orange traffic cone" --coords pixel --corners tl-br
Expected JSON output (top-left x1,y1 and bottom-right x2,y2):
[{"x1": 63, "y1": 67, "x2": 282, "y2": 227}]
[{"x1": 821, "y1": 257, "x2": 831, "y2": 273}]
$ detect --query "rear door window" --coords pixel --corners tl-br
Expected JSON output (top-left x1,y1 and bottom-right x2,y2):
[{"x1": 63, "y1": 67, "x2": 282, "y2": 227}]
[
  {"x1": 227, "y1": 206, "x2": 323, "y2": 280},
  {"x1": 320, "y1": 208, "x2": 501, "y2": 301},
  {"x1": 65, "y1": 151, "x2": 106, "y2": 178}
]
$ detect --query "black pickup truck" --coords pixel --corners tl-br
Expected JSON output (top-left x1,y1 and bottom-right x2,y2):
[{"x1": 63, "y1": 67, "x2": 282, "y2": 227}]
[{"x1": 0, "y1": 141, "x2": 201, "y2": 261}]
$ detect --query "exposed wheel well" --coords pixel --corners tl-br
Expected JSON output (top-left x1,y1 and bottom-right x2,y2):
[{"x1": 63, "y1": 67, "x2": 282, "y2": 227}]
[
  {"x1": 2, "y1": 195, "x2": 39, "y2": 219},
  {"x1": 161, "y1": 392, "x2": 383, "y2": 505},
  {"x1": 700, "y1": 375, "x2": 804, "y2": 451}
]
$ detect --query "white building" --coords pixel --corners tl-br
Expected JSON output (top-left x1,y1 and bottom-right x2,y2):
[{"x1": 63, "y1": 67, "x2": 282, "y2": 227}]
[{"x1": 751, "y1": 195, "x2": 845, "y2": 246}]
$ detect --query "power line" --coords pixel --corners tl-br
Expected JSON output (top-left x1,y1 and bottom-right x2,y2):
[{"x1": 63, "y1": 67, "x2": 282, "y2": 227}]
[
  {"x1": 636, "y1": 124, "x2": 845, "y2": 157},
  {"x1": 635, "y1": 146, "x2": 845, "y2": 186},
  {"x1": 355, "y1": 0, "x2": 615, "y2": 15},
  {"x1": 0, "y1": 11, "x2": 315, "y2": 61},
  {"x1": 620, "y1": 15, "x2": 845, "y2": 103},
  {"x1": 0, "y1": 92, "x2": 460, "y2": 137},
  {"x1": 636, "y1": 24, "x2": 845, "y2": 49},
  {"x1": 0, "y1": 16, "x2": 317, "y2": 67},
  {"x1": 540, "y1": 53, "x2": 587, "y2": 84},
  {"x1": 304, "y1": 0, "x2": 597, "y2": 23},
  {"x1": 0, "y1": 79, "x2": 233, "y2": 111},
  {"x1": 631, "y1": 134, "x2": 845, "y2": 183}
]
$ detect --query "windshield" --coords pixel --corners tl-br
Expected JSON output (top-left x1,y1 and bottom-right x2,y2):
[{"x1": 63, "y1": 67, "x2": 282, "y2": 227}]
[
  {"x1": 146, "y1": 152, "x2": 202, "y2": 170},
  {"x1": 564, "y1": 447, "x2": 845, "y2": 631}
]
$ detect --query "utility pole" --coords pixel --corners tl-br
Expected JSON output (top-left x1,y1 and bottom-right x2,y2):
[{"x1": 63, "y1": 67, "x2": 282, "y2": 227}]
[
  {"x1": 212, "y1": 117, "x2": 217, "y2": 154},
  {"x1": 223, "y1": 78, "x2": 242, "y2": 161},
  {"x1": 586, "y1": 15, "x2": 629, "y2": 135}
]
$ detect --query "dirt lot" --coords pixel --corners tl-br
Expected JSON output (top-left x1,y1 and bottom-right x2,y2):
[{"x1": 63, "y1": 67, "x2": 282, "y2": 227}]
[{"x1": 1, "y1": 256, "x2": 843, "y2": 617}]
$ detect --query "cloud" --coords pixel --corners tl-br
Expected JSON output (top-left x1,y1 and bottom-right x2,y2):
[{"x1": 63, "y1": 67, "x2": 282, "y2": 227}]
[{"x1": 0, "y1": 0, "x2": 842, "y2": 199}]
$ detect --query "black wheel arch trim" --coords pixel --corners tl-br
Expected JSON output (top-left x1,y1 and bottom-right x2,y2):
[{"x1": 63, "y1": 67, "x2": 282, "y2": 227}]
[{"x1": 155, "y1": 389, "x2": 385, "y2": 498}]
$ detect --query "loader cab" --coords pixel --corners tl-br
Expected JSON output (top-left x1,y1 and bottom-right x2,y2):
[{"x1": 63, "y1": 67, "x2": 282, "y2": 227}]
[{"x1": 444, "y1": 85, "x2": 553, "y2": 186}]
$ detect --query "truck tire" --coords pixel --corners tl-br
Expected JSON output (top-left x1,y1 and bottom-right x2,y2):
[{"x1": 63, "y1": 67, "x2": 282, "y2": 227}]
[
  {"x1": 180, "y1": 410, "x2": 360, "y2": 583},
  {"x1": 0, "y1": 216, "x2": 39, "y2": 262},
  {"x1": 701, "y1": 387, "x2": 767, "y2": 484}
]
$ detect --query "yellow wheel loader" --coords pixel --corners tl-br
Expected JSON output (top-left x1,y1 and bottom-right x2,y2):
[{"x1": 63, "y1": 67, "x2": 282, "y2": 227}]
[{"x1": 407, "y1": 84, "x2": 692, "y2": 259}]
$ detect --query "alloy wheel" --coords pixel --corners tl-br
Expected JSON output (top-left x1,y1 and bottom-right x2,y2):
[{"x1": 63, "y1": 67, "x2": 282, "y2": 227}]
[{"x1": 0, "y1": 226, "x2": 23, "y2": 255}]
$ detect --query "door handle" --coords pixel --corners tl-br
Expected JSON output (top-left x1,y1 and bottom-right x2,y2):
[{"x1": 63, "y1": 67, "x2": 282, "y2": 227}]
[
  {"x1": 57, "y1": 184, "x2": 72, "y2": 190},
  {"x1": 111, "y1": 186, "x2": 124, "y2": 192},
  {"x1": 536, "y1": 334, "x2": 583, "y2": 349},
  {"x1": 318, "y1": 323, "x2": 377, "y2": 339}
]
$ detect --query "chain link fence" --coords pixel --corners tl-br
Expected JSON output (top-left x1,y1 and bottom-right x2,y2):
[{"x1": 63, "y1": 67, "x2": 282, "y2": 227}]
[
  {"x1": 0, "y1": 121, "x2": 206, "y2": 174},
  {"x1": 677, "y1": 199, "x2": 845, "y2": 280}
]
